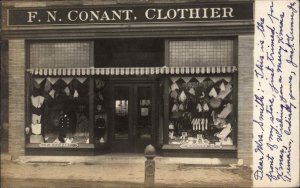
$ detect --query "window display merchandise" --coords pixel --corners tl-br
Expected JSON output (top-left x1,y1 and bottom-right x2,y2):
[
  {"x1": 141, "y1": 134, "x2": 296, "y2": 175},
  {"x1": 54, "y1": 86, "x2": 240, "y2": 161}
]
[
  {"x1": 169, "y1": 76, "x2": 234, "y2": 148},
  {"x1": 94, "y1": 78, "x2": 108, "y2": 144},
  {"x1": 27, "y1": 77, "x2": 90, "y2": 145}
]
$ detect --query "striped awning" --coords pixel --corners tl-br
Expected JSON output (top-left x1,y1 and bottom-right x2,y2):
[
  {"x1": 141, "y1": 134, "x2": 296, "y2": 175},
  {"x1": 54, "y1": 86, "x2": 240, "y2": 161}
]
[{"x1": 27, "y1": 66, "x2": 237, "y2": 76}]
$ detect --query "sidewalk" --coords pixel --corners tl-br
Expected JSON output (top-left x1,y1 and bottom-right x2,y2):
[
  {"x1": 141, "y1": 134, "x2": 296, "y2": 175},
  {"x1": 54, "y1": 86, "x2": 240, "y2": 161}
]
[{"x1": 1, "y1": 154, "x2": 252, "y2": 188}]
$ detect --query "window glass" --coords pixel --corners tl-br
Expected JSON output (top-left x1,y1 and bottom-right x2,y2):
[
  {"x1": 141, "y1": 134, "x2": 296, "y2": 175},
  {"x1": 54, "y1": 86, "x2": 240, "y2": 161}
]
[
  {"x1": 168, "y1": 76, "x2": 235, "y2": 148},
  {"x1": 30, "y1": 42, "x2": 90, "y2": 68},
  {"x1": 169, "y1": 40, "x2": 233, "y2": 67},
  {"x1": 27, "y1": 77, "x2": 90, "y2": 145},
  {"x1": 114, "y1": 86, "x2": 129, "y2": 140}
]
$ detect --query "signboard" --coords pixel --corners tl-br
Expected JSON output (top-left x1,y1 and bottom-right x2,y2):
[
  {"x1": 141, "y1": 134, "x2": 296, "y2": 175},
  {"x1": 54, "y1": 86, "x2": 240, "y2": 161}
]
[{"x1": 8, "y1": 3, "x2": 253, "y2": 26}]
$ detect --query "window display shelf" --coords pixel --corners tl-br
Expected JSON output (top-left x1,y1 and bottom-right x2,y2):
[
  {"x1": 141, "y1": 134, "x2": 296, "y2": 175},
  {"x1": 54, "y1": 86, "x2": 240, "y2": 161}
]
[
  {"x1": 26, "y1": 143, "x2": 95, "y2": 149},
  {"x1": 162, "y1": 144, "x2": 237, "y2": 150}
]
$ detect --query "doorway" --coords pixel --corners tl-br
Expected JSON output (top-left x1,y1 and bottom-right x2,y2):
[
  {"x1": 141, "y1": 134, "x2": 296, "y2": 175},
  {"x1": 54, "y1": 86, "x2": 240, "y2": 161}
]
[{"x1": 110, "y1": 80, "x2": 157, "y2": 153}]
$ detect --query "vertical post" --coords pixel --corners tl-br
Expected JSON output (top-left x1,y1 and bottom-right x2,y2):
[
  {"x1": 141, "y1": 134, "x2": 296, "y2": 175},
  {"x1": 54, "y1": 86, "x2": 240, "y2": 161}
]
[{"x1": 144, "y1": 144, "x2": 156, "y2": 188}]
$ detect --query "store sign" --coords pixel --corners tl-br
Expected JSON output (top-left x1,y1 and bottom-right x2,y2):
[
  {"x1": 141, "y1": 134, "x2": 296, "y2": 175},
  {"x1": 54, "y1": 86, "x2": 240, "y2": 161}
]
[
  {"x1": 39, "y1": 143, "x2": 79, "y2": 148},
  {"x1": 8, "y1": 3, "x2": 253, "y2": 26}
]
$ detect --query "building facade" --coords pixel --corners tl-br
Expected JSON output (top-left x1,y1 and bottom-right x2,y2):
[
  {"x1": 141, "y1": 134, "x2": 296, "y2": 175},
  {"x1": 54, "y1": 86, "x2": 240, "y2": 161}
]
[{"x1": 1, "y1": 0, "x2": 254, "y2": 164}]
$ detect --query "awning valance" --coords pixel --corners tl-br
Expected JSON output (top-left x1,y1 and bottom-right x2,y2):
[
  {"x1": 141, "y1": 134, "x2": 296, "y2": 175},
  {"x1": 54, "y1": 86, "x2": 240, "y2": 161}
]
[{"x1": 27, "y1": 66, "x2": 237, "y2": 76}]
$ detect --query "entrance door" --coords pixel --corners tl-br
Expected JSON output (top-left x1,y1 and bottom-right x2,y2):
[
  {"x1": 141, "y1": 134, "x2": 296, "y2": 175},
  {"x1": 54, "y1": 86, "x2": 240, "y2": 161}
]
[{"x1": 111, "y1": 82, "x2": 156, "y2": 152}]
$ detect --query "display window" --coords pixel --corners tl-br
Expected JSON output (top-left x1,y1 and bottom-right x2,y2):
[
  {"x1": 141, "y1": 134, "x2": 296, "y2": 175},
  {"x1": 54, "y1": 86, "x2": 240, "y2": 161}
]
[
  {"x1": 27, "y1": 77, "x2": 90, "y2": 145},
  {"x1": 168, "y1": 76, "x2": 235, "y2": 148},
  {"x1": 94, "y1": 78, "x2": 108, "y2": 144}
]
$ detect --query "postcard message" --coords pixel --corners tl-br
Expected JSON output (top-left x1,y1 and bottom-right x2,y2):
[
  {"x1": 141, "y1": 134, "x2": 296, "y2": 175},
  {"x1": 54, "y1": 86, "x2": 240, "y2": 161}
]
[{"x1": 253, "y1": 1, "x2": 299, "y2": 187}]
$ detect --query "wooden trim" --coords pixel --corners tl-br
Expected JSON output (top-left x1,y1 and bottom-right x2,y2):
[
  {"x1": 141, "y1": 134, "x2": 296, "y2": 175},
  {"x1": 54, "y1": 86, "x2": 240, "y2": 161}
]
[
  {"x1": 164, "y1": 40, "x2": 169, "y2": 67},
  {"x1": 163, "y1": 77, "x2": 169, "y2": 145},
  {"x1": 233, "y1": 37, "x2": 239, "y2": 146},
  {"x1": 89, "y1": 77, "x2": 94, "y2": 144},
  {"x1": 25, "y1": 40, "x2": 31, "y2": 146},
  {"x1": 89, "y1": 41, "x2": 94, "y2": 67},
  {"x1": 2, "y1": 23, "x2": 254, "y2": 40}
]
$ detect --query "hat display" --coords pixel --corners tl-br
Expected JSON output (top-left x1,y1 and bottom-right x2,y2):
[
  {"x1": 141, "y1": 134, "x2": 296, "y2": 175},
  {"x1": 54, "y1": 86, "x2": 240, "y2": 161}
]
[{"x1": 209, "y1": 97, "x2": 222, "y2": 109}]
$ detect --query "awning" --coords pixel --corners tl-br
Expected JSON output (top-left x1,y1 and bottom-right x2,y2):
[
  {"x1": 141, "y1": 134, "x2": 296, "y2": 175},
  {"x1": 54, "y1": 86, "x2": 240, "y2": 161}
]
[{"x1": 27, "y1": 66, "x2": 237, "y2": 76}]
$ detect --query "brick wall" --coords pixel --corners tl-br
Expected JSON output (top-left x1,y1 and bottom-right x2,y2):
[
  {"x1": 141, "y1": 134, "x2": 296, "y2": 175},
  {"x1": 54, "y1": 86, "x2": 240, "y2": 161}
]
[
  {"x1": 8, "y1": 39, "x2": 25, "y2": 158},
  {"x1": 237, "y1": 35, "x2": 254, "y2": 165}
]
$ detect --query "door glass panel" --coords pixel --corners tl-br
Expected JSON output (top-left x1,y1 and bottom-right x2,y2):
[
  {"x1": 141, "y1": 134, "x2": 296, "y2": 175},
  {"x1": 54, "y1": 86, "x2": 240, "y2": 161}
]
[
  {"x1": 137, "y1": 86, "x2": 152, "y2": 140},
  {"x1": 114, "y1": 86, "x2": 129, "y2": 140}
]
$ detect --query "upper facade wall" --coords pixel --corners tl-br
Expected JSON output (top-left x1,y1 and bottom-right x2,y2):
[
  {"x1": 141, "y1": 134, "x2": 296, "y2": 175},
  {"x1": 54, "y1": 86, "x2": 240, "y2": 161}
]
[{"x1": 1, "y1": 0, "x2": 254, "y2": 39}]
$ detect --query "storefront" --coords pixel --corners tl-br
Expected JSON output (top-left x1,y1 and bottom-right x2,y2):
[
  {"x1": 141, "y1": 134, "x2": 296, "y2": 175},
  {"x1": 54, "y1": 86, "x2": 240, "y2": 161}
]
[{"x1": 1, "y1": 0, "x2": 254, "y2": 163}]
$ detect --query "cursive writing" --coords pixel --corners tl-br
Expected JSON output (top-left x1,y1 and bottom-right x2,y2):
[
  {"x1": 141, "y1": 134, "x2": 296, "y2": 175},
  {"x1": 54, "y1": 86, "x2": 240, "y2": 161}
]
[{"x1": 253, "y1": 1, "x2": 298, "y2": 186}]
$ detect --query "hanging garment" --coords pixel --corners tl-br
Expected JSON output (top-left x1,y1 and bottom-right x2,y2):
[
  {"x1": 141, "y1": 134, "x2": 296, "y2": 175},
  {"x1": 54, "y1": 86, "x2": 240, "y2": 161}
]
[
  {"x1": 203, "y1": 103, "x2": 210, "y2": 111},
  {"x1": 188, "y1": 88, "x2": 195, "y2": 95},
  {"x1": 220, "y1": 82, "x2": 226, "y2": 92},
  {"x1": 31, "y1": 123, "x2": 42, "y2": 135},
  {"x1": 170, "y1": 83, "x2": 179, "y2": 91},
  {"x1": 192, "y1": 119, "x2": 196, "y2": 130},
  {"x1": 171, "y1": 104, "x2": 179, "y2": 112},
  {"x1": 76, "y1": 113, "x2": 89, "y2": 136},
  {"x1": 100, "y1": 137, "x2": 105, "y2": 143},
  {"x1": 178, "y1": 91, "x2": 187, "y2": 102},
  {"x1": 73, "y1": 90, "x2": 79, "y2": 98},
  {"x1": 49, "y1": 89, "x2": 56, "y2": 99},
  {"x1": 205, "y1": 119, "x2": 208, "y2": 130},
  {"x1": 44, "y1": 79, "x2": 52, "y2": 93},
  {"x1": 196, "y1": 103, "x2": 202, "y2": 112},
  {"x1": 31, "y1": 96, "x2": 45, "y2": 108},
  {"x1": 178, "y1": 104, "x2": 184, "y2": 111},
  {"x1": 98, "y1": 93, "x2": 104, "y2": 101},
  {"x1": 218, "y1": 103, "x2": 233, "y2": 119},
  {"x1": 217, "y1": 84, "x2": 232, "y2": 99},
  {"x1": 196, "y1": 119, "x2": 201, "y2": 130},
  {"x1": 170, "y1": 90, "x2": 178, "y2": 99},
  {"x1": 95, "y1": 118, "x2": 106, "y2": 138},
  {"x1": 32, "y1": 114, "x2": 41, "y2": 124},
  {"x1": 64, "y1": 87, "x2": 70, "y2": 96},
  {"x1": 209, "y1": 87, "x2": 218, "y2": 98},
  {"x1": 95, "y1": 79, "x2": 105, "y2": 89}
]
